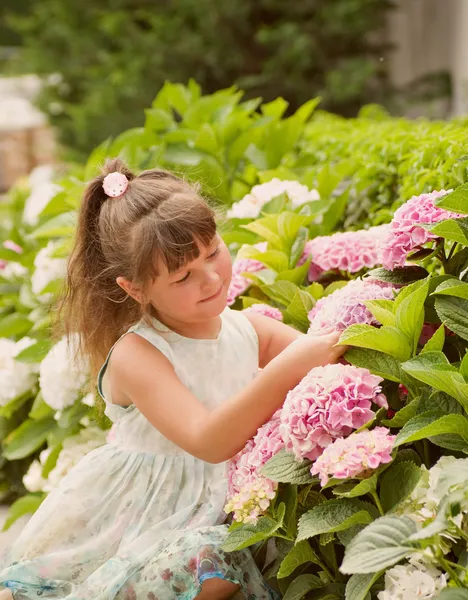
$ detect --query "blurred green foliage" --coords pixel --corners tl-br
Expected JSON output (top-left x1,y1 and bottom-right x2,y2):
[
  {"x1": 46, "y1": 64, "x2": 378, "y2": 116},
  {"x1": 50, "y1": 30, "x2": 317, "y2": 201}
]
[{"x1": 3, "y1": 0, "x2": 393, "y2": 156}]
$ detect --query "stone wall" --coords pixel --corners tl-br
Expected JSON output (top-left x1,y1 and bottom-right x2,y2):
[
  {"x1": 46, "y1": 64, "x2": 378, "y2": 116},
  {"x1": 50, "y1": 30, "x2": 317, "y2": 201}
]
[{"x1": 0, "y1": 75, "x2": 56, "y2": 192}]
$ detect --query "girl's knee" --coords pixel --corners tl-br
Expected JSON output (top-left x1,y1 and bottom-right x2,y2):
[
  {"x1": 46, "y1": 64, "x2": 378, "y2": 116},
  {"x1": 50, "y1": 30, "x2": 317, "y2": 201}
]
[{"x1": 196, "y1": 577, "x2": 242, "y2": 600}]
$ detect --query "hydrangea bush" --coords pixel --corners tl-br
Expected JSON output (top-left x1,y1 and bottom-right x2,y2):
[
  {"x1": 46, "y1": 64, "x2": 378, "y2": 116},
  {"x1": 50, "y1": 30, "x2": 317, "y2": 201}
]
[{"x1": 3, "y1": 84, "x2": 468, "y2": 597}]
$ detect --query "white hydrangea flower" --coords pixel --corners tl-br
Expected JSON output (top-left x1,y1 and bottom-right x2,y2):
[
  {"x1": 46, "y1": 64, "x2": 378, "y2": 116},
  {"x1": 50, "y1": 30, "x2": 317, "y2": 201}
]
[
  {"x1": 44, "y1": 427, "x2": 106, "y2": 492},
  {"x1": 0, "y1": 337, "x2": 38, "y2": 406},
  {"x1": 23, "y1": 166, "x2": 62, "y2": 227},
  {"x1": 378, "y1": 558, "x2": 447, "y2": 600},
  {"x1": 39, "y1": 335, "x2": 89, "y2": 410},
  {"x1": 398, "y1": 456, "x2": 461, "y2": 523},
  {"x1": 23, "y1": 460, "x2": 47, "y2": 493},
  {"x1": 227, "y1": 178, "x2": 320, "y2": 219},
  {"x1": 31, "y1": 241, "x2": 67, "y2": 302},
  {"x1": 1, "y1": 262, "x2": 28, "y2": 281}
]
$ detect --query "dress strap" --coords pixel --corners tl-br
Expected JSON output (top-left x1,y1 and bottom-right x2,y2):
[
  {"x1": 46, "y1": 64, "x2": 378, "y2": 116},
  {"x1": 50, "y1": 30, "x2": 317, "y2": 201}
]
[{"x1": 97, "y1": 328, "x2": 137, "y2": 402}]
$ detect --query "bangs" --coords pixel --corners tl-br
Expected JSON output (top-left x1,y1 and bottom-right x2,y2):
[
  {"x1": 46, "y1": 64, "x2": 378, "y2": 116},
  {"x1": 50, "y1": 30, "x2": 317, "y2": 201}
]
[{"x1": 132, "y1": 196, "x2": 217, "y2": 281}]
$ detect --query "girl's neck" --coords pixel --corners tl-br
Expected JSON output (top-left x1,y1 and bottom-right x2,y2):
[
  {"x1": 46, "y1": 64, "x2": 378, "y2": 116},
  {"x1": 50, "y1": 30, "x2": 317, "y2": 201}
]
[{"x1": 155, "y1": 312, "x2": 223, "y2": 340}]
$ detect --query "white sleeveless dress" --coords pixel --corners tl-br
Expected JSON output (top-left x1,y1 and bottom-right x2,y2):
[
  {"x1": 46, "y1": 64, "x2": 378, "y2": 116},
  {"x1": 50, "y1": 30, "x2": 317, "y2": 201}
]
[{"x1": 0, "y1": 308, "x2": 279, "y2": 600}]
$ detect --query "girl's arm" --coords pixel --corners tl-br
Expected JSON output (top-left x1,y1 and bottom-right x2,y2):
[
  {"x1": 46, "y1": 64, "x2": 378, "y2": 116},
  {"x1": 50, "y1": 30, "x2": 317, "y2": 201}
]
[
  {"x1": 244, "y1": 312, "x2": 303, "y2": 368},
  {"x1": 109, "y1": 329, "x2": 345, "y2": 464}
]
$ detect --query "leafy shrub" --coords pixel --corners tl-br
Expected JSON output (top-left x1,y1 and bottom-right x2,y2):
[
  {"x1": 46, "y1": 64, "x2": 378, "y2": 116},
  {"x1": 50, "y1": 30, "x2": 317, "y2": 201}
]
[
  {"x1": 2, "y1": 83, "x2": 468, "y2": 595},
  {"x1": 5, "y1": 0, "x2": 392, "y2": 155}
]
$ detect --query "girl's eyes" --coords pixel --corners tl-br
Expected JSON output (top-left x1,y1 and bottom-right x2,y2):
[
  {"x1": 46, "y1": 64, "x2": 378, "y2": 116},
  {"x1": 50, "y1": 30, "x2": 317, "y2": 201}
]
[{"x1": 175, "y1": 246, "x2": 220, "y2": 284}]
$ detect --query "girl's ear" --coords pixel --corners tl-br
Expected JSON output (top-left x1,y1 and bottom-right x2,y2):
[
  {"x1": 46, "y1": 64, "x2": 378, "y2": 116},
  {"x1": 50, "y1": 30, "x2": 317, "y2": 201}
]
[{"x1": 116, "y1": 276, "x2": 144, "y2": 304}]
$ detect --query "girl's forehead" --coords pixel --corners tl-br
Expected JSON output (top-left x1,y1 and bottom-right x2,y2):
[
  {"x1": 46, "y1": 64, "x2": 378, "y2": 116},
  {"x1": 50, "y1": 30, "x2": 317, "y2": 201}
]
[{"x1": 154, "y1": 236, "x2": 217, "y2": 277}]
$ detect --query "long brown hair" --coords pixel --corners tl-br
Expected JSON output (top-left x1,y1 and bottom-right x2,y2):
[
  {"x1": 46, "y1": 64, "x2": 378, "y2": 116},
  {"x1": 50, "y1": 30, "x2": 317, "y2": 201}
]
[{"x1": 59, "y1": 159, "x2": 216, "y2": 381}]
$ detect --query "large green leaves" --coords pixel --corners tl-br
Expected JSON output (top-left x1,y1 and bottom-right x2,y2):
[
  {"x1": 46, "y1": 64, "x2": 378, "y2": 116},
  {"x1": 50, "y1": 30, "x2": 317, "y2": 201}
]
[
  {"x1": 435, "y1": 184, "x2": 468, "y2": 214},
  {"x1": 297, "y1": 499, "x2": 374, "y2": 543},
  {"x1": 339, "y1": 325, "x2": 412, "y2": 362},
  {"x1": 401, "y1": 352, "x2": 468, "y2": 411},
  {"x1": 340, "y1": 516, "x2": 418, "y2": 574},
  {"x1": 261, "y1": 450, "x2": 313, "y2": 484}
]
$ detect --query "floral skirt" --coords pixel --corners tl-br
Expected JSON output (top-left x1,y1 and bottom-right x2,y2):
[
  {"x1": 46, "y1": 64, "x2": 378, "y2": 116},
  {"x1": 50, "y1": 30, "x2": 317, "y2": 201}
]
[{"x1": 4, "y1": 526, "x2": 279, "y2": 600}]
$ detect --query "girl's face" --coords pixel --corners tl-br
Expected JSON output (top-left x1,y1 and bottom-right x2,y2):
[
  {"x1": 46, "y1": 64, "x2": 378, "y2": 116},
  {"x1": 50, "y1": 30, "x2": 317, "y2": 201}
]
[{"x1": 145, "y1": 234, "x2": 232, "y2": 324}]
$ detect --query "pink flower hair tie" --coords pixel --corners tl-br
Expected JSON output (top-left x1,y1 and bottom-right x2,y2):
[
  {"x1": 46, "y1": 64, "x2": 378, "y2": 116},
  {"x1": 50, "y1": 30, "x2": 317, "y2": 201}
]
[{"x1": 103, "y1": 172, "x2": 129, "y2": 198}]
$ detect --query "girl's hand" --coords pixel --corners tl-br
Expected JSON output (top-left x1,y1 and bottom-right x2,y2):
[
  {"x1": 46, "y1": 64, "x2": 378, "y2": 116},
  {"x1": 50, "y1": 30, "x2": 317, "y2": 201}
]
[{"x1": 280, "y1": 330, "x2": 347, "y2": 373}]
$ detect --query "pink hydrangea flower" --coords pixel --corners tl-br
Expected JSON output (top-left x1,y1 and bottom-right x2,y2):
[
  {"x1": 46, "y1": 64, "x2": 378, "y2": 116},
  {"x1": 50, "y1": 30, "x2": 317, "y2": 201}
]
[
  {"x1": 380, "y1": 190, "x2": 462, "y2": 270},
  {"x1": 226, "y1": 411, "x2": 284, "y2": 522},
  {"x1": 301, "y1": 225, "x2": 390, "y2": 281},
  {"x1": 280, "y1": 364, "x2": 387, "y2": 462},
  {"x1": 226, "y1": 258, "x2": 264, "y2": 305},
  {"x1": 243, "y1": 303, "x2": 283, "y2": 321},
  {"x1": 226, "y1": 242, "x2": 268, "y2": 306},
  {"x1": 311, "y1": 427, "x2": 396, "y2": 485},
  {"x1": 308, "y1": 278, "x2": 395, "y2": 333},
  {"x1": 3, "y1": 240, "x2": 23, "y2": 254}
]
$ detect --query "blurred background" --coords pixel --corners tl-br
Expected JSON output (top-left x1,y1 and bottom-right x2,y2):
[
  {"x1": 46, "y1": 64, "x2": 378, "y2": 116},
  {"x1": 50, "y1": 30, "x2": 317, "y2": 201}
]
[{"x1": 1, "y1": 0, "x2": 467, "y2": 193}]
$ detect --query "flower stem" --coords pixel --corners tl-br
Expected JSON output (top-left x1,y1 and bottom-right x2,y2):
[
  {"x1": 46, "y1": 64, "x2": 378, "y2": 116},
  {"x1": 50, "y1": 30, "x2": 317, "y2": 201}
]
[
  {"x1": 371, "y1": 490, "x2": 385, "y2": 516},
  {"x1": 439, "y1": 556, "x2": 464, "y2": 587}
]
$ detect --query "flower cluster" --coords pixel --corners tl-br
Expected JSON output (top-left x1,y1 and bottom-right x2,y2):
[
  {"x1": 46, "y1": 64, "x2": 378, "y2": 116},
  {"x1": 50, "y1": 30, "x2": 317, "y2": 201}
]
[
  {"x1": 39, "y1": 335, "x2": 89, "y2": 410},
  {"x1": 308, "y1": 278, "x2": 395, "y2": 333},
  {"x1": 280, "y1": 364, "x2": 387, "y2": 462},
  {"x1": 23, "y1": 165, "x2": 62, "y2": 227},
  {"x1": 227, "y1": 179, "x2": 320, "y2": 220},
  {"x1": 224, "y1": 478, "x2": 277, "y2": 525},
  {"x1": 31, "y1": 241, "x2": 67, "y2": 302},
  {"x1": 243, "y1": 303, "x2": 283, "y2": 321},
  {"x1": 397, "y1": 456, "x2": 463, "y2": 524},
  {"x1": 226, "y1": 258, "x2": 265, "y2": 306},
  {"x1": 23, "y1": 427, "x2": 107, "y2": 493},
  {"x1": 301, "y1": 225, "x2": 390, "y2": 281},
  {"x1": 378, "y1": 558, "x2": 447, "y2": 600},
  {"x1": 226, "y1": 412, "x2": 283, "y2": 523},
  {"x1": 380, "y1": 190, "x2": 462, "y2": 270},
  {"x1": 0, "y1": 337, "x2": 39, "y2": 406},
  {"x1": 311, "y1": 427, "x2": 395, "y2": 485}
]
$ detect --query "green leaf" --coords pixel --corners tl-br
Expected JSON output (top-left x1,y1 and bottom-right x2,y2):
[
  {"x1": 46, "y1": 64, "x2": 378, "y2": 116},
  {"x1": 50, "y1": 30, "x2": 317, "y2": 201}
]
[
  {"x1": 278, "y1": 541, "x2": 322, "y2": 579},
  {"x1": 15, "y1": 339, "x2": 51, "y2": 363},
  {"x1": 290, "y1": 227, "x2": 309, "y2": 268},
  {"x1": 340, "y1": 516, "x2": 418, "y2": 574},
  {"x1": 333, "y1": 473, "x2": 378, "y2": 499},
  {"x1": 395, "y1": 278, "x2": 429, "y2": 353},
  {"x1": 237, "y1": 246, "x2": 289, "y2": 273},
  {"x1": 364, "y1": 300, "x2": 395, "y2": 327},
  {"x1": 2, "y1": 494, "x2": 45, "y2": 531},
  {"x1": 323, "y1": 281, "x2": 350, "y2": 296},
  {"x1": 3, "y1": 418, "x2": 57, "y2": 460},
  {"x1": 435, "y1": 184, "x2": 468, "y2": 214},
  {"x1": 261, "y1": 450, "x2": 313, "y2": 484},
  {"x1": 421, "y1": 325, "x2": 445, "y2": 353},
  {"x1": 395, "y1": 412, "x2": 468, "y2": 450},
  {"x1": 0, "y1": 313, "x2": 32, "y2": 337},
  {"x1": 421, "y1": 218, "x2": 468, "y2": 245},
  {"x1": 418, "y1": 391, "x2": 464, "y2": 416},
  {"x1": 401, "y1": 351, "x2": 468, "y2": 411},
  {"x1": 345, "y1": 572, "x2": 383, "y2": 600},
  {"x1": 432, "y1": 278, "x2": 468, "y2": 299},
  {"x1": 345, "y1": 348, "x2": 404, "y2": 383},
  {"x1": 32, "y1": 212, "x2": 77, "y2": 239},
  {"x1": 29, "y1": 391, "x2": 54, "y2": 421},
  {"x1": 461, "y1": 353, "x2": 468, "y2": 381},
  {"x1": 297, "y1": 499, "x2": 373, "y2": 542},
  {"x1": 41, "y1": 443, "x2": 62, "y2": 478},
  {"x1": 277, "y1": 213, "x2": 313, "y2": 251},
  {"x1": 436, "y1": 591, "x2": 468, "y2": 600},
  {"x1": 366, "y1": 266, "x2": 429, "y2": 285},
  {"x1": 381, "y1": 398, "x2": 419, "y2": 427},
  {"x1": 284, "y1": 289, "x2": 314, "y2": 330},
  {"x1": 283, "y1": 574, "x2": 324, "y2": 600},
  {"x1": 379, "y1": 461, "x2": 422, "y2": 512},
  {"x1": 339, "y1": 325, "x2": 412, "y2": 362},
  {"x1": 260, "y1": 281, "x2": 299, "y2": 307},
  {"x1": 277, "y1": 260, "x2": 311, "y2": 286},
  {"x1": 84, "y1": 138, "x2": 111, "y2": 180},
  {"x1": 435, "y1": 296, "x2": 468, "y2": 341},
  {"x1": 222, "y1": 514, "x2": 283, "y2": 552},
  {"x1": 243, "y1": 217, "x2": 282, "y2": 248}
]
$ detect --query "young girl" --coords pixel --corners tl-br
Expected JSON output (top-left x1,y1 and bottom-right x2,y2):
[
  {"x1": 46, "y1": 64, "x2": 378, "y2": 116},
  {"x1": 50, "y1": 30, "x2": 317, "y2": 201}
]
[{"x1": 0, "y1": 160, "x2": 346, "y2": 600}]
